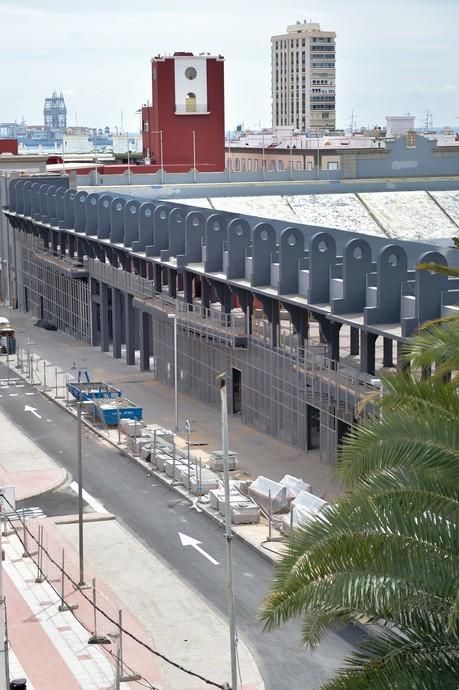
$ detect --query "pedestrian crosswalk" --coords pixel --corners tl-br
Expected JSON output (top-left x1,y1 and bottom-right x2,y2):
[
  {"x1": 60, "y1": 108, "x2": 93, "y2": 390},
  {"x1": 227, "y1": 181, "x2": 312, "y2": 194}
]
[{"x1": 5, "y1": 506, "x2": 47, "y2": 521}]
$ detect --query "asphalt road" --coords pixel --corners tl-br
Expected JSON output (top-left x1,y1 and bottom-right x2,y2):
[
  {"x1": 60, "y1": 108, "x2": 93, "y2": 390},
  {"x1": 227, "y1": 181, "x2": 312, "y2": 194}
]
[{"x1": 0, "y1": 364, "x2": 362, "y2": 690}]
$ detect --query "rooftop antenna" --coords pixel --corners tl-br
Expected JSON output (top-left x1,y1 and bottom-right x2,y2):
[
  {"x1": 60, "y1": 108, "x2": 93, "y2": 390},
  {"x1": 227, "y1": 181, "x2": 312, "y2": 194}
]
[{"x1": 350, "y1": 109, "x2": 356, "y2": 134}]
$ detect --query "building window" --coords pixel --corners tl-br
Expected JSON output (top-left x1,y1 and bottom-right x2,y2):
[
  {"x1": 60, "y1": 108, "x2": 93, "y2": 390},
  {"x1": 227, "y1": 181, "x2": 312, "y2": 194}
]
[
  {"x1": 254, "y1": 159, "x2": 259, "y2": 171},
  {"x1": 278, "y1": 160, "x2": 284, "y2": 170},
  {"x1": 241, "y1": 159, "x2": 246, "y2": 171},
  {"x1": 247, "y1": 159, "x2": 252, "y2": 171},
  {"x1": 143, "y1": 120, "x2": 149, "y2": 132},
  {"x1": 327, "y1": 161, "x2": 339, "y2": 170},
  {"x1": 235, "y1": 158, "x2": 240, "y2": 171},
  {"x1": 295, "y1": 161, "x2": 301, "y2": 170},
  {"x1": 185, "y1": 92, "x2": 197, "y2": 113},
  {"x1": 306, "y1": 161, "x2": 313, "y2": 170}
]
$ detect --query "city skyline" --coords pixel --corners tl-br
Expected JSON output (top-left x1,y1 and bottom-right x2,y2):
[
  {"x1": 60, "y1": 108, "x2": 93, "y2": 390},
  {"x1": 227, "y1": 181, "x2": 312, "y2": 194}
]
[{"x1": 0, "y1": 0, "x2": 457, "y2": 132}]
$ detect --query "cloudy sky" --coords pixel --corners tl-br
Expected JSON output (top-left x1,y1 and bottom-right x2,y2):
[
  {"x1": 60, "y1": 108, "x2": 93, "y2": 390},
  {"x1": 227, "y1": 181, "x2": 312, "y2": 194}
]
[{"x1": 1, "y1": 0, "x2": 457, "y2": 132}]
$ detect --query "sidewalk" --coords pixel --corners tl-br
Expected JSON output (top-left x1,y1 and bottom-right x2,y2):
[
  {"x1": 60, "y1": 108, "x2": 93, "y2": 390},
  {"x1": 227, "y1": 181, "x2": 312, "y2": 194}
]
[
  {"x1": 0, "y1": 403, "x2": 265, "y2": 689},
  {"x1": 6, "y1": 307, "x2": 341, "y2": 501}
]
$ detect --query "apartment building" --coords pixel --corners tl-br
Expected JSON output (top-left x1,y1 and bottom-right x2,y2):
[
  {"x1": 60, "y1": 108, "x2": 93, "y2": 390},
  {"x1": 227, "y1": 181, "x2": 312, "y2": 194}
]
[{"x1": 272, "y1": 21, "x2": 336, "y2": 132}]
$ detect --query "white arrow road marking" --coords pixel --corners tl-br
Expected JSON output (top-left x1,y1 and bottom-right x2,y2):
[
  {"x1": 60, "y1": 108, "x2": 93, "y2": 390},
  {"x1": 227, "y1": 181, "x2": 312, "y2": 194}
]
[
  {"x1": 178, "y1": 532, "x2": 219, "y2": 565},
  {"x1": 69, "y1": 481, "x2": 108, "y2": 514},
  {"x1": 24, "y1": 404, "x2": 42, "y2": 419}
]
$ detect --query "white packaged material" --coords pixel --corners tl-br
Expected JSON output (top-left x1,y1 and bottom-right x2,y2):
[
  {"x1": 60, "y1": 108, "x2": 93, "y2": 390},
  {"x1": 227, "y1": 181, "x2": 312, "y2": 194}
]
[
  {"x1": 293, "y1": 490, "x2": 327, "y2": 512},
  {"x1": 249, "y1": 476, "x2": 288, "y2": 513},
  {"x1": 279, "y1": 475, "x2": 312, "y2": 500},
  {"x1": 282, "y1": 491, "x2": 328, "y2": 536},
  {"x1": 231, "y1": 501, "x2": 260, "y2": 524},
  {"x1": 120, "y1": 419, "x2": 144, "y2": 437},
  {"x1": 190, "y1": 470, "x2": 220, "y2": 496},
  {"x1": 154, "y1": 453, "x2": 171, "y2": 472},
  {"x1": 140, "y1": 444, "x2": 154, "y2": 461}
]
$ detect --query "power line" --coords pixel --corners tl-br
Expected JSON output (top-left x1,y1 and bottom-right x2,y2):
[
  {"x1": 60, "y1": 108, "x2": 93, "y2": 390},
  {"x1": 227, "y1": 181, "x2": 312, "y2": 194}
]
[{"x1": 3, "y1": 502, "x2": 228, "y2": 690}]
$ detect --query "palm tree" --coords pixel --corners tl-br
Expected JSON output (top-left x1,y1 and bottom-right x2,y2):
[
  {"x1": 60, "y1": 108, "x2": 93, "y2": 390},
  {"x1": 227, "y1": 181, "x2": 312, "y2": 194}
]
[{"x1": 259, "y1": 328, "x2": 459, "y2": 689}]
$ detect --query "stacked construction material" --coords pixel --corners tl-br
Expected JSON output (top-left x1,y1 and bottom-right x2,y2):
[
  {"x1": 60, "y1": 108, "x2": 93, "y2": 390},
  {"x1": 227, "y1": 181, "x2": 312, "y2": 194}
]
[
  {"x1": 208, "y1": 450, "x2": 239, "y2": 471},
  {"x1": 208, "y1": 482, "x2": 260, "y2": 524},
  {"x1": 248, "y1": 476, "x2": 289, "y2": 514},
  {"x1": 281, "y1": 490, "x2": 328, "y2": 536}
]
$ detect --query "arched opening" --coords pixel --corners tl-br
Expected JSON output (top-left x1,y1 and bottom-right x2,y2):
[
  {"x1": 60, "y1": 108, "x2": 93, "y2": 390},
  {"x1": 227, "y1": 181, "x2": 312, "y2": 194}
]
[{"x1": 185, "y1": 92, "x2": 197, "y2": 113}]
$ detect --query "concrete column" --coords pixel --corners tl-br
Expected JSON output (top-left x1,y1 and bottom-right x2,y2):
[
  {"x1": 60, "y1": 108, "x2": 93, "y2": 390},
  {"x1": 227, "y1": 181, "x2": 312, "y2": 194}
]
[
  {"x1": 51, "y1": 231, "x2": 59, "y2": 255},
  {"x1": 139, "y1": 311, "x2": 151, "y2": 371},
  {"x1": 184, "y1": 272, "x2": 193, "y2": 305},
  {"x1": 154, "y1": 264, "x2": 162, "y2": 293},
  {"x1": 68, "y1": 234, "x2": 76, "y2": 258},
  {"x1": 329, "y1": 321, "x2": 341, "y2": 363},
  {"x1": 350, "y1": 327, "x2": 359, "y2": 356},
  {"x1": 168, "y1": 268, "x2": 177, "y2": 298},
  {"x1": 202, "y1": 278, "x2": 211, "y2": 312},
  {"x1": 100, "y1": 282, "x2": 110, "y2": 352},
  {"x1": 90, "y1": 279, "x2": 100, "y2": 346},
  {"x1": 133, "y1": 307, "x2": 140, "y2": 350},
  {"x1": 124, "y1": 293, "x2": 135, "y2": 365},
  {"x1": 270, "y1": 299, "x2": 279, "y2": 348},
  {"x1": 215, "y1": 282, "x2": 232, "y2": 315},
  {"x1": 111, "y1": 288, "x2": 122, "y2": 359},
  {"x1": 383, "y1": 337, "x2": 393, "y2": 368},
  {"x1": 360, "y1": 331, "x2": 377, "y2": 375}
]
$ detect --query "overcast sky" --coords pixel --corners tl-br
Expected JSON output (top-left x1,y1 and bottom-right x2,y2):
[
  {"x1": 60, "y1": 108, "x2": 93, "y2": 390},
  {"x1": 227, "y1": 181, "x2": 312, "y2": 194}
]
[{"x1": 1, "y1": 0, "x2": 457, "y2": 132}]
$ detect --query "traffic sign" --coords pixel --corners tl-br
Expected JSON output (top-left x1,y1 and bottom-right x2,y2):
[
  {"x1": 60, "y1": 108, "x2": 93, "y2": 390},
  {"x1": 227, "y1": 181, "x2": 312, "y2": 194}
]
[{"x1": 184, "y1": 418, "x2": 191, "y2": 434}]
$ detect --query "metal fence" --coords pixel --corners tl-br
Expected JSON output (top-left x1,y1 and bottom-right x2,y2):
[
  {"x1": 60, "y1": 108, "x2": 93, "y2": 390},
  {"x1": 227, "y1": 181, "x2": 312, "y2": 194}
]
[{"x1": 20, "y1": 243, "x2": 91, "y2": 343}]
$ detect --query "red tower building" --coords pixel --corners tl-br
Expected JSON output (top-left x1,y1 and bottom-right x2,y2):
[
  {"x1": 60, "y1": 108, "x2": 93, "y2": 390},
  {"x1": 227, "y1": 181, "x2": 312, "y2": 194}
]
[{"x1": 141, "y1": 52, "x2": 225, "y2": 173}]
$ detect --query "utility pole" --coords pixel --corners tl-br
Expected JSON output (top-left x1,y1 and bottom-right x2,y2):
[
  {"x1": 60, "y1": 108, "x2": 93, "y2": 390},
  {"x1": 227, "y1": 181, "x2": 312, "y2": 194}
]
[
  {"x1": 77, "y1": 402, "x2": 85, "y2": 587},
  {"x1": 0, "y1": 522, "x2": 8, "y2": 690},
  {"x1": 218, "y1": 373, "x2": 238, "y2": 690}
]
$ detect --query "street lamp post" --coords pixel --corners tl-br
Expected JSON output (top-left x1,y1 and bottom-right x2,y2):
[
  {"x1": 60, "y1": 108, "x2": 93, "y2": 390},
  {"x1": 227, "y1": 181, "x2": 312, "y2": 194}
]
[
  {"x1": 77, "y1": 401, "x2": 85, "y2": 587},
  {"x1": 150, "y1": 130, "x2": 164, "y2": 184},
  {"x1": 168, "y1": 313, "x2": 179, "y2": 432},
  {"x1": 126, "y1": 133, "x2": 131, "y2": 186},
  {"x1": 192, "y1": 130, "x2": 197, "y2": 183},
  {"x1": 217, "y1": 373, "x2": 238, "y2": 690}
]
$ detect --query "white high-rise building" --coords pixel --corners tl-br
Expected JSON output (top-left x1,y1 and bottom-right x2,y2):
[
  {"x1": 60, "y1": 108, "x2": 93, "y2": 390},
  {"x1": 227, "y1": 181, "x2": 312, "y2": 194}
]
[{"x1": 271, "y1": 21, "x2": 336, "y2": 132}]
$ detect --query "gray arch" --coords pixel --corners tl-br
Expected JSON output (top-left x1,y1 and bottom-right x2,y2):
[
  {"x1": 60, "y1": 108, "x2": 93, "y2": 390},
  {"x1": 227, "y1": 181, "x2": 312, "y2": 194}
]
[
  {"x1": 203, "y1": 213, "x2": 228, "y2": 272},
  {"x1": 250, "y1": 222, "x2": 277, "y2": 287},
  {"x1": 146, "y1": 204, "x2": 169, "y2": 256},
  {"x1": 124, "y1": 199, "x2": 141, "y2": 248},
  {"x1": 365, "y1": 244, "x2": 408, "y2": 325},
  {"x1": 31, "y1": 182, "x2": 42, "y2": 219},
  {"x1": 97, "y1": 194, "x2": 115, "y2": 239},
  {"x1": 225, "y1": 218, "x2": 251, "y2": 279},
  {"x1": 85, "y1": 193, "x2": 100, "y2": 236},
  {"x1": 332, "y1": 237, "x2": 373, "y2": 314},
  {"x1": 74, "y1": 190, "x2": 88, "y2": 232},
  {"x1": 110, "y1": 197, "x2": 126, "y2": 244},
  {"x1": 183, "y1": 211, "x2": 205, "y2": 263},
  {"x1": 56, "y1": 186, "x2": 66, "y2": 227},
  {"x1": 64, "y1": 189, "x2": 77, "y2": 228},
  {"x1": 278, "y1": 226, "x2": 305, "y2": 294},
  {"x1": 132, "y1": 201, "x2": 156, "y2": 252},
  {"x1": 169, "y1": 207, "x2": 186, "y2": 257},
  {"x1": 307, "y1": 232, "x2": 337, "y2": 304}
]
